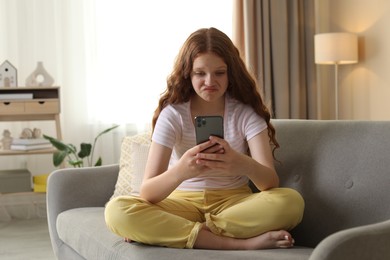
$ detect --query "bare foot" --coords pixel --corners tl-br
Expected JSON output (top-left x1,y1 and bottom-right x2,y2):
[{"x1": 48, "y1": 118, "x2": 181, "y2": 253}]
[
  {"x1": 124, "y1": 237, "x2": 132, "y2": 243},
  {"x1": 245, "y1": 230, "x2": 295, "y2": 249},
  {"x1": 194, "y1": 227, "x2": 295, "y2": 250}
]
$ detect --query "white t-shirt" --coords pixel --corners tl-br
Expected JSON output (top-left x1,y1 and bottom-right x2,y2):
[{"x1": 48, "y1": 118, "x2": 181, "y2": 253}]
[{"x1": 152, "y1": 94, "x2": 267, "y2": 191}]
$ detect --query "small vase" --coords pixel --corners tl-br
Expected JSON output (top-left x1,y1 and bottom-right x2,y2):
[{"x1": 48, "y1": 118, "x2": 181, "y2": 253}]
[{"x1": 25, "y1": 61, "x2": 55, "y2": 87}]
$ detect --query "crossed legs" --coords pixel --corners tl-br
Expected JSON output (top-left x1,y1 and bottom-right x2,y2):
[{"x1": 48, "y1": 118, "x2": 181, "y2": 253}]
[{"x1": 105, "y1": 187, "x2": 304, "y2": 249}]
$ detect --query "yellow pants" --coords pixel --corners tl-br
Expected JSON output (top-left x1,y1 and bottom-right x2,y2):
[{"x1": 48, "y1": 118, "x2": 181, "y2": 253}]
[{"x1": 105, "y1": 186, "x2": 304, "y2": 249}]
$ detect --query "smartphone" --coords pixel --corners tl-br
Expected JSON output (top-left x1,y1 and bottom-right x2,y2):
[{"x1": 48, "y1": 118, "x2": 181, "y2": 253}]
[{"x1": 194, "y1": 116, "x2": 224, "y2": 144}]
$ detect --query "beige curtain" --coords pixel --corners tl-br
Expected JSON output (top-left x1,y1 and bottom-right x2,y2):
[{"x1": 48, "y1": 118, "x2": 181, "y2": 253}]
[{"x1": 233, "y1": 0, "x2": 318, "y2": 119}]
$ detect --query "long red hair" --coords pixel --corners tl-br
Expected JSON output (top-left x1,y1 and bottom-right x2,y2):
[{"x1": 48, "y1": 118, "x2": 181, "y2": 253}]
[{"x1": 152, "y1": 27, "x2": 279, "y2": 155}]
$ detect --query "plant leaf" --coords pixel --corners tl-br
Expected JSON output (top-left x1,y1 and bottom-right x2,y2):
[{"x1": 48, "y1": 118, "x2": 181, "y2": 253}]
[
  {"x1": 43, "y1": 134, "x2": 71, "y2": 151},
  {"x1": 53, "y1": 151, "x2": 68, "y2": 167},
  {"x1": 69, "y1": 159, "x2": 83, "y2": 168},
  {"x1": 45, "y1": 125, "x2": 120, "y2": 168},
  {"x1": 67, "y1": 144, "x2": 78, "y2": 153},
  {"x1": 78, "y1": 143, "x2": 92, "y2": 158},
  {"x1": 94, "y1": 157, "x2": 102, "y2": 167},
  {"x1": 94, "y1": 125, "x2": 119, "y2": 142},
  {"x1": 90, "y1": 125, "x2": 119, "y2": 167}
]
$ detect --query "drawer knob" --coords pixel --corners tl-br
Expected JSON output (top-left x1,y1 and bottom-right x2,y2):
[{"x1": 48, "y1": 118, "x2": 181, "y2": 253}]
[
  {"x1": 3, "y1": 102, "x2": 10, "y2": 105},
  {"x1": 38, "y1": 101, "x2": 45, "y2": 105}
]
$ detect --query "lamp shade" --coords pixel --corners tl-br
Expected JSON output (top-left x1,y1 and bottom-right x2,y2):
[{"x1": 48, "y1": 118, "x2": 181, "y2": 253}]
[{"x1": 315, "y1": 33, "x2": 358, "y2": 65}]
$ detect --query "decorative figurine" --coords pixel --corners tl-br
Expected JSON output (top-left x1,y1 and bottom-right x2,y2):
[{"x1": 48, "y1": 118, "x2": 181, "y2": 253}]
[
  {"x1": 20, "y1": 128, "x2": 34, "y2": 139},
  {"x1": 0, "y1": 60, "x2": 18, "y2": 87},
  {"x1": 1, "y1": 129, "x2": 13, "y2": 150},
  {"x1": 25, "y1": 61, "x2": 54, "y2": 87},
  {"x1": 33, "y1": 128, "x2": 42, "y2": 138}
]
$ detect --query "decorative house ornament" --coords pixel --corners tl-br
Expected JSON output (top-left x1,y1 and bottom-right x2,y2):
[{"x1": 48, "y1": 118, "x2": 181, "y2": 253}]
[
  {"x1": 0, "y1": 60, "x2": 18, "y2": 87},
  {"x1": 25, "y1": 61, "x2": 55, "y2": 87}
]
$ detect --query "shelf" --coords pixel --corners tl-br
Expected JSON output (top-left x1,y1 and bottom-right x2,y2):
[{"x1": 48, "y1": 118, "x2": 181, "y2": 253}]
[
  {"x1": 0, "y1": 86, "x2": 60, "y2": 99},
  {"x1": 0, "y1": 148, "x2": 57, "y2": 156},
  {"x1": 0, "y1": 86, "x2": 62, "y2": 159}
]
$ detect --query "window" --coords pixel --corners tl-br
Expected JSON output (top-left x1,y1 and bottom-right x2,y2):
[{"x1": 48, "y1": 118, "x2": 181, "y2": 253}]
[{"x1": 88, "y1": 0, "x2": 232, "y2": 129}]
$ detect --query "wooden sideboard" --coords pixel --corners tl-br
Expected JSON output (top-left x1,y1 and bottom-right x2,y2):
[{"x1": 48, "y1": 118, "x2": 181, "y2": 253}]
[{"x1": 0, "y1": 86, "x2": 62, "y2": 155}]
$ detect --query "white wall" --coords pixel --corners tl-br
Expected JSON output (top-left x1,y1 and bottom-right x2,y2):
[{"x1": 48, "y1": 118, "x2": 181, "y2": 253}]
[{"x1": 316, "y1": 0, "x2": 390, "y2": 120}]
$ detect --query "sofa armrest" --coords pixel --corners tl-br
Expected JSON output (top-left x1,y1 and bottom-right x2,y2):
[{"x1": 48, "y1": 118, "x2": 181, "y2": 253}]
[
  {"x1": 46, "y1": 164, "x2": 119, "y2": 257},
  {"x1": 309, "y1": 219, "x2": 390, "y2": 260}
]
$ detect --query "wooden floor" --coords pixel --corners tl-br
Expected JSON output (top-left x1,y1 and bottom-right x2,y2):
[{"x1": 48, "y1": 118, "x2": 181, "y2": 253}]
[
  {"x1": 0, "y1": 192, "x2": 55, "y2": 259},
  {"x1": 0, "y1": 218, "x2": 55, "y2": 259}
]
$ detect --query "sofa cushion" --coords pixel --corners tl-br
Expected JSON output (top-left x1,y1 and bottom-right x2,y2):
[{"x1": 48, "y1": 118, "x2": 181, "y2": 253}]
[
  {"x1": 111, "y1": 132, "x2": 151, "y2": 199},
  {"x1": 57, "y1": 207, "x2": 313, "y2": 260}
]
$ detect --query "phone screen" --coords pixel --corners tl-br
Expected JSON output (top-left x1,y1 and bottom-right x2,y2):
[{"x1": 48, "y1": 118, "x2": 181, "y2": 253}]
[{"x1": 194, "y1": 116, "x2": 224, "y2": 144}]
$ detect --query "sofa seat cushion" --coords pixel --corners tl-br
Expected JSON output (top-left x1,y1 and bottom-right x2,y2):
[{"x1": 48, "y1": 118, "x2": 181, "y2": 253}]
[{"x1": 57, "y1": 207, "x2": 313, "y2": 260}]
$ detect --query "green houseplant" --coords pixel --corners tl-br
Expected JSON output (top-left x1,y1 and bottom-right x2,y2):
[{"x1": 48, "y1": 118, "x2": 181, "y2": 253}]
[{"x1": 43, "y1": 125, "x2": 119, "y2": 167}]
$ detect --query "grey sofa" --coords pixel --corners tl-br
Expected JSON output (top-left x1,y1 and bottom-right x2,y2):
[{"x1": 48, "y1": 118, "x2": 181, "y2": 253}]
[{"x1": 47, "y1": 120, "x2": 390, "y2": 260}]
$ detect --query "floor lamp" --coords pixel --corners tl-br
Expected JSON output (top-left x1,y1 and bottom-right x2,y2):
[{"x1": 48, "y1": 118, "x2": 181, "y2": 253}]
[{"x1": 314, "y1": 33, "x2": 358, "y2": 119}]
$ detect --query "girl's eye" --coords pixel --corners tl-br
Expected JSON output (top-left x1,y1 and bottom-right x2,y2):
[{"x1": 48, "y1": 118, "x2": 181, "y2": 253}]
[
  {"x1": 215, "y1": 70, "x2": 227, "y2": 76},
  {"x1": 192, "y1": 70, "x2": 226, "y2": 77},
  {"x1": 193, "y1": 71, "x2": 205, "y2": 76}
]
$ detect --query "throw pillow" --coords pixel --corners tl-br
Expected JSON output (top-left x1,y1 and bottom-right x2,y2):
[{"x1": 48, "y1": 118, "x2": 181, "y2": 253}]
[{"x1": 110, "y1": 132, "x2": 151, "y2": 199}]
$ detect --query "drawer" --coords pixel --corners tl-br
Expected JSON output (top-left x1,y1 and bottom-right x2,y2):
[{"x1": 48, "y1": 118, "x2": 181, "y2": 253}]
[
  {"x1": 0, "y1": 101, "x2": 25, "y2": 115},
  {"x1": 25, "y1": 100, "x2": 60, "y2": 114}
]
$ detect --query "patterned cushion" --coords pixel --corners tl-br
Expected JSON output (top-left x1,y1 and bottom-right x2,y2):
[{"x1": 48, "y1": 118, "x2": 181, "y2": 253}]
[{"x1": 110, "y1": 132, "x2": 151, "y2": 199}]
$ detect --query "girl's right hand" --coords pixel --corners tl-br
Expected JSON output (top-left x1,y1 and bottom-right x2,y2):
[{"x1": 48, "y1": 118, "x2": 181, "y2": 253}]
[
  {"x1": 176, "y1": 140, "x2": 222, "y2": 180},
  {"x1": 140, "y1": 140, "x2": 224, "y2": 203}
]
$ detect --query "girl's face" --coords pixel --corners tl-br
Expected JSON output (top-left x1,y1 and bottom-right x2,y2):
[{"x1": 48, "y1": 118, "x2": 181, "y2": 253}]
[{"x1": 190, "y1": 52, "x2": 228, "y2": 103}]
